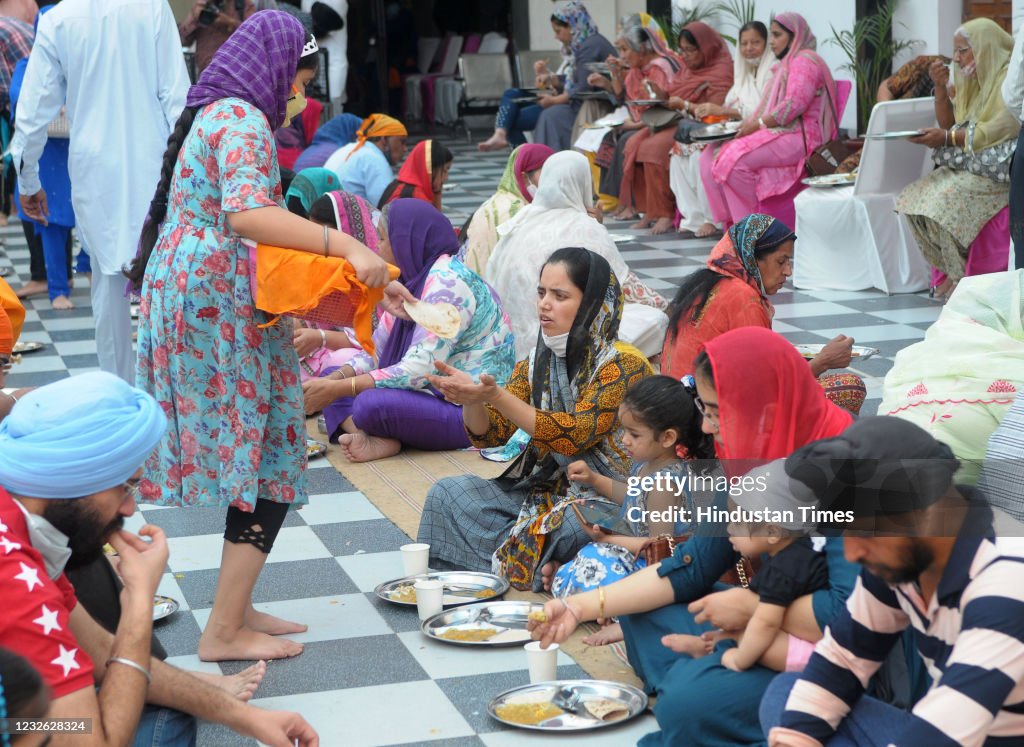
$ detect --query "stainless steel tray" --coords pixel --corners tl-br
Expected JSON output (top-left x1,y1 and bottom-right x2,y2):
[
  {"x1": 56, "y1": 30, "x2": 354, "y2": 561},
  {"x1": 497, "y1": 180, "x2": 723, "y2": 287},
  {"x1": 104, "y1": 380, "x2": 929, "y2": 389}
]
[
  {"x1": 13, "y1": 340, "x2": 44, "y2": 354},
  {"x1": 306, "y1": 439, "x2": 327, "y2": 460},
  {"x1": 153, "y1": 595, "x2": 179, "y2": 621},
  {"x1": 421, "y1": 600, "x2": 541, "y2": 646},
  {"x1": 488, "y1": 679, "x2": 648, "y2": 731},
  {"x1": 794, "y1": 343, "x2": 878, "y2": 362},
  {"x1": 375, "y1": 571, "x2": 509, "y2": 609}
]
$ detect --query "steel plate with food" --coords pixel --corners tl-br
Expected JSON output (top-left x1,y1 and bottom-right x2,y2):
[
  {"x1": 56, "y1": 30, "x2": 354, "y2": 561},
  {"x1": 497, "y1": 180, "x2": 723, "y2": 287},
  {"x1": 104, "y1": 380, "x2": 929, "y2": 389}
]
[
  {"x1": 691, "y1": 121, "x2": 741, "y2": 141},
  {"x1": 375, "y1": 571, "x2": 509, "y2": 608},
  {"x1": 153, "y1": 595, "x2": 180, "y2": 621},
  {"x1": 421, "y1": 600, "x2": 542, "y2": 646},
  {"x1": 625, "y1": 99, "x2": 665, "y2": 106},
  {"x1": 793, "y1": 343, "x2": 878, "y2": 361},
  {"x1": 801, "y1": 172, "x2": 857, "y2": 188},
  {"x1": 12, "y1": 340, "x2": 45, "y2": 354},
  {"x1": 306, "y1": 439, "x2": 327, "y2": 459},
  {"x1": 488, "y1": 680, "x2": 648, "y2": 731}
]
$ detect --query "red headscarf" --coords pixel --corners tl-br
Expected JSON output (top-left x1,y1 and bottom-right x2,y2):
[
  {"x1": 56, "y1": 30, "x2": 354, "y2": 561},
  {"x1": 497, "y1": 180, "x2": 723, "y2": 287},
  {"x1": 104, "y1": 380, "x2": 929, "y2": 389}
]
[
  {"x1": 513, "y1": 144, "x2": 555, "y2": 204},
  {"x1": 671, "y1": 22, "x2": 734, "y2": 104},
  {"x1": 702, "y1": 327, "x2": 852, "y2": 471},
  {"x1": 393, "y1": 140, "x2": 439, "y2": 208}
]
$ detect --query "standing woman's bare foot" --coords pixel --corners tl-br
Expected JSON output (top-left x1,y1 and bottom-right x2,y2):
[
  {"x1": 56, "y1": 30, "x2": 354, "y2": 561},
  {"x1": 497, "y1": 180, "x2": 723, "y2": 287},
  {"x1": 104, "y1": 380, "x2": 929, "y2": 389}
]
[
  {"x1": 191, "y1": 661, "x2": 267, "y2": 701},
  {"x1": 583, "y1": 621, "x2": 625, "y2": 646},
  {"x1": 198, "y1": 626, "x2": 304, "y2": 662},
  {"x1": 695, "y1": 222, "x2": 719, "y2": 238},
  {"x1": 338, "y1": 431, "x2": 402, "y2": 462},
  {"x1": 630, "y1": 217, "x2": 653, "y2": 230},
  {"x1": 15, "y1": 279, "x2": 47, "y2": 299},
  {"x1": 478, "y1": 132, "x2": 509, "y2": 152},
  {"x1": 612, "y1": 208, "x2": 638, "y2": 221},
  {"x1": 51, "y1": 295, "x2": 74, "y2": 310},
  {"x1": 649, "y1": 217, "x2": 674, "y2": 235},
  {"x1": 245, "y1": 606, "x2": 308, "y2": 635}
]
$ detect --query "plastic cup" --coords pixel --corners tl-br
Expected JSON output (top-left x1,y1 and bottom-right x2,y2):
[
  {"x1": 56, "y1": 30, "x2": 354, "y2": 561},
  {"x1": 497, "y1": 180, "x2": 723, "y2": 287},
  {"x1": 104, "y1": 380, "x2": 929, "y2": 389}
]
[
  {"x1": 524, "y1": 641, "x2": 559, "y2": 683},
  {"x1": 414, "y1": 578, "x2": 443, "y2": 621},
  {"x1": 401, "y1": 543, "x2": 430, "y2": 576}
]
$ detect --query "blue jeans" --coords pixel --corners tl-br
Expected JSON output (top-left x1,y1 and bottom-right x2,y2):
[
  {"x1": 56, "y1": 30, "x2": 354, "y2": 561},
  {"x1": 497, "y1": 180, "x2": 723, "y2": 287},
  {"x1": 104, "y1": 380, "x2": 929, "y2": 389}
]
[
  {"x1": 759, "y1": 672, "x2": 912, "y2": 746},
  {"x1": 495, "y1": 88, "x2": 542, "y2": 146},
  {"x1": 132, "y1": 704, "x2": 197, "y2": 747}
]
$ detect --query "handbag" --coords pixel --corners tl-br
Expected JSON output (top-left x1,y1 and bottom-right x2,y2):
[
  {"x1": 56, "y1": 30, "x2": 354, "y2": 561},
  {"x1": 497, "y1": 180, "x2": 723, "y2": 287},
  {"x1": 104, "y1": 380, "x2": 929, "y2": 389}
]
[
  {"x1": 799, "y1": 84, "x2": 850, "y2": 177},
  {"x1": 932, "y1": 136, "x2": 1014, "y2": 183},
  {"x1": 641, "y1": 105, "x2": 682, "y2": 133},
  {"x1": 636, "y1": 535, "x2": 761, "y2": 589},
  {"x1": 673, "y1": 118, "x2": 708, "y2": 144}
]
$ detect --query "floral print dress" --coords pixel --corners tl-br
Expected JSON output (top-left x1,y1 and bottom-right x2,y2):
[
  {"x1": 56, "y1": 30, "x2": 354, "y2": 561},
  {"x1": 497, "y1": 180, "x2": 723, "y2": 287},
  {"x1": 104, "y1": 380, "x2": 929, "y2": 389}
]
[
  {"x1": 136, "y1": 98, "x2": 307, "y2": 511},
  {"x1": 551, "y1": 460, "x2": 690, "y2": 597}
]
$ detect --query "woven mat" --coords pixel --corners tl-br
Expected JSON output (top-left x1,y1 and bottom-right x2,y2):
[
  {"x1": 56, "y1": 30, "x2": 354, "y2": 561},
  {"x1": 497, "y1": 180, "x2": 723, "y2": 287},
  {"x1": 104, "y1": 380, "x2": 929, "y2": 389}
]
[{"x1": 308, "y1": 421, "x2": 642, "y2": 688}]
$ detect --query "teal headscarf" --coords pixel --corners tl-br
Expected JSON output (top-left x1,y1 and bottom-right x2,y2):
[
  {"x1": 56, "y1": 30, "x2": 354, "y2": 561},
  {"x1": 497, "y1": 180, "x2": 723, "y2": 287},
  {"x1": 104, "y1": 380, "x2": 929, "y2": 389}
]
[{"x1": 285, "y1": 167, "x2": 340, "y2": 217}]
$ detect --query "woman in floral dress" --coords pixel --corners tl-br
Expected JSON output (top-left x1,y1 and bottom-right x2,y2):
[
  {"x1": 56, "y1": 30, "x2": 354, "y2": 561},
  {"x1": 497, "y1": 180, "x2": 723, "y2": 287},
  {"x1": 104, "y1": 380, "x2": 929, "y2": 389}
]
[{"x1": 128, "y1": 12, "x2": 391, "y2": 662}]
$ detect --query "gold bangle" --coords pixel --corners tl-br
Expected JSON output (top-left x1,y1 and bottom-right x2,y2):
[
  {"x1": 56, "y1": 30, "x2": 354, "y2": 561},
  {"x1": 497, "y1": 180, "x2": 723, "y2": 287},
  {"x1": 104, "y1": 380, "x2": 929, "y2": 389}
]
[
  {"x1": 322, "y1": 224, "x2": 330, "y2": 257},
  {"x1": 350, "y1": 377, "x2": 357, "y2": 397},
  {"x1": 598, "y1": 586, "x2": 606, "y2": 620}
]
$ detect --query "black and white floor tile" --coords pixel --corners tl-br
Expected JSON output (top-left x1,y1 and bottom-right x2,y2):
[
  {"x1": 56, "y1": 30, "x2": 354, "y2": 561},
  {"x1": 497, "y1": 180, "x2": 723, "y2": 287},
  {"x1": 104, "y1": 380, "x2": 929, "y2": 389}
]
[{"x1": 0, "y1": 133, "x2": 941, "y2": 745}]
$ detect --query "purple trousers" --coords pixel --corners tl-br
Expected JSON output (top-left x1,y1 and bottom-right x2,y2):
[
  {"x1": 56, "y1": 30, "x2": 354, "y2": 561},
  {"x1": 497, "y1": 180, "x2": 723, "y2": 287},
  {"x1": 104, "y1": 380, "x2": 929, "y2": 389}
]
[{"x1": 323, "y1": 387, "x2": 471, "y2": 451}]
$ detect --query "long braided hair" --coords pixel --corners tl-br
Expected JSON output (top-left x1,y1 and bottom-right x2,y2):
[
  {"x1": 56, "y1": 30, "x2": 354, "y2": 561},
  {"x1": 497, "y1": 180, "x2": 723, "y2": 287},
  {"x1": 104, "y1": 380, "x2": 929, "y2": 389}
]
[{"x1": 124, "y1": 106, "x2": 199, "y2": 292}]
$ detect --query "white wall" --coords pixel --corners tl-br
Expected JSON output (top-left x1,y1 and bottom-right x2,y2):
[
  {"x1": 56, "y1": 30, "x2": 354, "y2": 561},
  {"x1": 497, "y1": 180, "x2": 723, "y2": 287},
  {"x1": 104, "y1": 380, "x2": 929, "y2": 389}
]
[
  {"x1": 893, "y1": 0, "x2": 961, "y2": 69},
  {"x1": 527, "y1": 0, "x2": 645, "y2": 51}
]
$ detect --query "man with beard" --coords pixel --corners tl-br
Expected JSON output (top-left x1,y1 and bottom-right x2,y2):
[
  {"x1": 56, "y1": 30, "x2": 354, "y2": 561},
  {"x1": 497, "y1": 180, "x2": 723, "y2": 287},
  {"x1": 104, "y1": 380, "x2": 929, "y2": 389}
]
[
  {"x1": 323, "y1": 113, "x2": 408, "y2": 207},
  {"x1": 0, "y1": 372, "x2": 319, "y2": 747},
  {"x1": 760, "y1": 417, "x2": 1024, "y2": 747}
]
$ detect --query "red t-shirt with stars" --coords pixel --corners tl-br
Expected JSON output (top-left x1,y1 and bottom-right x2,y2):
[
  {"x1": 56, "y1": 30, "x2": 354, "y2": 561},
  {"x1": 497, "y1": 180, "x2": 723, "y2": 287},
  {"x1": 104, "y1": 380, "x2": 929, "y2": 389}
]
[{"x1": 0, "y1": 486, "x2": 95, "y2": 697}]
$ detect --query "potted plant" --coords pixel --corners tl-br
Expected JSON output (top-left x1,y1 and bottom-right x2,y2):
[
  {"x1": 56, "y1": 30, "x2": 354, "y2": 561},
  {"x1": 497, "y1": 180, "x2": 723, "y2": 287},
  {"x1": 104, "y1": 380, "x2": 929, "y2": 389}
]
[{"x1": 828, "y1": 0, "x2": 920, "y2": 135}]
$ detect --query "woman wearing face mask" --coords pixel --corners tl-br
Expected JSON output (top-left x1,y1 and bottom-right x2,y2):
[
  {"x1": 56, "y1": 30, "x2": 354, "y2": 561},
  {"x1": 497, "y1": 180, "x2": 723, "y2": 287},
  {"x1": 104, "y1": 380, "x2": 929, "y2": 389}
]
[
  {"x1": 462, "y1": 144, "x2": 555, "y2": 276},
  {"x1": 128, "y1": 14, "x2": 391, "y2": 663},
  {"x1": 897, "y1": 18, "x2": 1018, "y2": 301},
  {"x1": 420, "y1": 247, "x2": 651, "y2": 592},
  {"x1": 377, "y1": 139, "x2": 454, "y2": 210},
  {"x1": 700, "y1": 13, "x2": 839, "y2": 230},
  {"x1": 670, "y1": 21, "x2": 772, "y2": 238}
]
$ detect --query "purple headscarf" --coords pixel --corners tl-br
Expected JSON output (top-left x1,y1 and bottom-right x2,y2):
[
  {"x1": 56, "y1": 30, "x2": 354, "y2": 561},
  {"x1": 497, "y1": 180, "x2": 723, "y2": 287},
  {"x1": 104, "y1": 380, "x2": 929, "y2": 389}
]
[
  {"x1": 377, "y1": 199, "x2": 459, "y2": 369},
  {"x1": 186, "y1": 10, "x2": 304, "y2": 131}
]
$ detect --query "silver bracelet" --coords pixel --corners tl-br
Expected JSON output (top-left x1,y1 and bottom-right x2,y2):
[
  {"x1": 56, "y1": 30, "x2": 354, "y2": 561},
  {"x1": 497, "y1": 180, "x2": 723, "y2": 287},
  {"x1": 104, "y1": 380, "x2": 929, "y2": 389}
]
[
  {"x1": 318, "y1": 328, "x2": 327, "y2": 350},
  {"x1": 4, "y1": 390, "x2": 18, "y2": 404},
  {"x1": 322, "y1": 224, "x2": 330, "y2": 257},
  {"x1": 107, "y1": 656, "x2": 152, "y2": 684}
]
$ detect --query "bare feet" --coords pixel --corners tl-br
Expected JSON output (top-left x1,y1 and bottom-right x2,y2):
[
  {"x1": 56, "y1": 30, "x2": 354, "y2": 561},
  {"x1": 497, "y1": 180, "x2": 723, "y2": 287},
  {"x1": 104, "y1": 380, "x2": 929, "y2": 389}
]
[
  {"x1": 338, "y1": 431, "x2": 402, "y2": 462},
  {"x1": 649, "y1": 217, "x2": 674, "y2": 235},
  {"x1": 630, "y1": 217, "x2": 653, "y2": 230},
  {"x1": 15, "y1": 280, "x2": 47, "y2": 299},
  {"x1": 245, "y1": 606, "x2": 308, "y2": 636},
  {"x1": 540, "y1": 562, "x2": 562, "y2": 592},
  {"x1": 661, "y1": 633, "x2": 714, "y2": 658},
  {"x1": 583, "y1": 622, "x2": 625, "y2": 646},
  {"x1": 191, "y1": 661, "x2": 267, "y2": 702},
  {"x1": 613, "y1": 208, "x2": 638, "y2": 221},
  {"x1": 695, "y1": 222, "x2": 719, "y2": 238},
  {"x1": 478, "y1": 133, "x2": 509, "y2": 152},
  {"x1": 51, "y1": 295, "x2": 74, "y2": 310},
  {"x1": 198, "y1": 626, "x2": 304, "y2": 662}
]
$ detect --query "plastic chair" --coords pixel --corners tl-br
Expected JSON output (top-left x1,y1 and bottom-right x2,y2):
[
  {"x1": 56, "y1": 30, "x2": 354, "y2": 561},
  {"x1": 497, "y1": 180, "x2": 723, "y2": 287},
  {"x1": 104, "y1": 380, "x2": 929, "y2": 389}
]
[
  {"x1": 792, "y1": 97, "x2": 937, "y2": 293},
  {"x1": 452, "y1": 53, "x2": 514, "y2": 138},
  {"x1": 404, "y1": 34, "x2": 462, "y2": 121}
]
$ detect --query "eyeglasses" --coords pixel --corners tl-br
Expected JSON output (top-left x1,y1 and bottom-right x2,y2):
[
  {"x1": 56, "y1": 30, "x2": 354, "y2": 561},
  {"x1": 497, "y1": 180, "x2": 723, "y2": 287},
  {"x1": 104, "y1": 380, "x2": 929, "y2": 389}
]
[
  {"x1": 681, "y1": 374, "x2": 718, "y2": 424},
  {"x1": 953, "y1": 45, "x2": 971, "y2": 57},
  {"x1": 123, "y1": 481, "x2": 142, "y2": 502}
]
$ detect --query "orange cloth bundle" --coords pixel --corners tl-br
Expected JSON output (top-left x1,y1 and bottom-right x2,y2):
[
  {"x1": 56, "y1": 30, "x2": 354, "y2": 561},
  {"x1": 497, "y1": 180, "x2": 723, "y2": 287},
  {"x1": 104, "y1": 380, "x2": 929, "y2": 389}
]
[
  {"x1": 0, "y1": 277, "x2": 25, "y2": 355},
  {"x1": 247, "y1": 242, "x2": 399, "y2": 356}
]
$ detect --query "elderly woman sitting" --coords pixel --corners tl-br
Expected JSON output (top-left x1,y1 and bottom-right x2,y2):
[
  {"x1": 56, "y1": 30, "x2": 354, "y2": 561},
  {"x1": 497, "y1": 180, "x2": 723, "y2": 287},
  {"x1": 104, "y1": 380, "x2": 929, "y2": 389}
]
[
  {"x1": 302, "y1": 199, "x2": 515, "y2": 462},
  {"x1": 896, "y1": 18, "x2": 1018, "y2": 301}
]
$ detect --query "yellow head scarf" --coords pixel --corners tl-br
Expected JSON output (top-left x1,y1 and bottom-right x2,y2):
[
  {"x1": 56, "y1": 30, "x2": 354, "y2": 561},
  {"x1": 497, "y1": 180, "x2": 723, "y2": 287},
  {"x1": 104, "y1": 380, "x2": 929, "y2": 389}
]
[
  {"x1": 346, "y1": 113, "x2": 408, "y2": 160},
  {"x1": 953, "y1": 18, "x2": 1019, "y2": 151}
]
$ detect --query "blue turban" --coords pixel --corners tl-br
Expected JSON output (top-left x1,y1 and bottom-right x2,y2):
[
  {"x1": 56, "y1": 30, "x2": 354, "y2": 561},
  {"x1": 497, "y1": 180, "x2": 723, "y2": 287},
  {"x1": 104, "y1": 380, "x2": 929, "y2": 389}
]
[{"x1": 0, "y1": 372, "x2": 166, "y2": 499}]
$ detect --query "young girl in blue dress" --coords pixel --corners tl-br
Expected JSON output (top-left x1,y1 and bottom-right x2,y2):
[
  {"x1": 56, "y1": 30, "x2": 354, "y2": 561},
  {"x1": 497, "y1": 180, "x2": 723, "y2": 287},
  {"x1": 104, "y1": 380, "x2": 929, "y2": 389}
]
[{"x1": 551, "y1": 374, "x2": 713, "y2": 644}]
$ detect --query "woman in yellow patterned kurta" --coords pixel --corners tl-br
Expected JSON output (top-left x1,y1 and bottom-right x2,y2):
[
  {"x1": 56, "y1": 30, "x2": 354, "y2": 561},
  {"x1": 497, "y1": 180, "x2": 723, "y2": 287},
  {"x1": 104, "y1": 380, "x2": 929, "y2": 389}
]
[{"x1": 420, "y1": 248, "x2": 651, "y2": 591}]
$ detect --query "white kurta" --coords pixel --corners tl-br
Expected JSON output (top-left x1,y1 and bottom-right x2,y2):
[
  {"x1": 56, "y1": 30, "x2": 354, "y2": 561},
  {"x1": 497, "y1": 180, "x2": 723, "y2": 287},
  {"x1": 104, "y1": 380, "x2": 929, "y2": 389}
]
[
  {"x1": 11, "y1": 0, "x2": 189, "y2": 275},
  {"x1": 302, "y1": 0, "x2": 348, "y2": 106}
]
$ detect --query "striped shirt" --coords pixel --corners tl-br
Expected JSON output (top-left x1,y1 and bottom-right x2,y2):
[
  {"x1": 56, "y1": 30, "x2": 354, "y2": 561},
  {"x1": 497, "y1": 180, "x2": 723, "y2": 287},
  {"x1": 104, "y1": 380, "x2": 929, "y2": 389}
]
[
  {"x1": 979, "y1": 392, "x2": 1024, "y2": 523},
  {"x1": 778, "y1": 503, "x2": 1024, "y2": 747}
]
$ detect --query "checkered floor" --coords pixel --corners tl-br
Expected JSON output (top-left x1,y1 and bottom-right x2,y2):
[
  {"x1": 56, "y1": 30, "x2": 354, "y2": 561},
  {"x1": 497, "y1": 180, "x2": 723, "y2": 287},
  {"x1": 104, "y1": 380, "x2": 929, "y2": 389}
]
[{"x1": 0, "y1": 133, "x2": 941, "y2": 746}]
